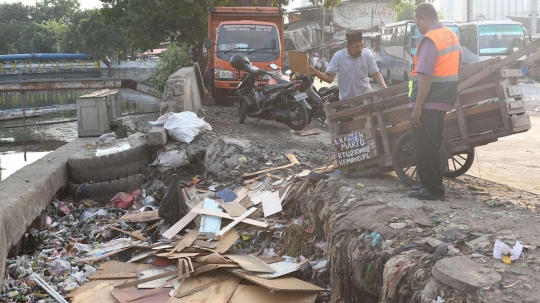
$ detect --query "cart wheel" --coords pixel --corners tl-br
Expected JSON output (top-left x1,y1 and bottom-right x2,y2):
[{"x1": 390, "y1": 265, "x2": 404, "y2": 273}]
[
  {"x1": 392, "y1": 131, "x2": 447, "y2": 186},
  {"x1": 445, "y1": 148, "x2": 475, "y2": 178}
]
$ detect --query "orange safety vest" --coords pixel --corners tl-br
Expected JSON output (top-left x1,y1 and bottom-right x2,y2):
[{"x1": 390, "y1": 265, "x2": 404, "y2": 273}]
[{"x1": 409, "y1": 26, "x2": 460, "y2": 104}]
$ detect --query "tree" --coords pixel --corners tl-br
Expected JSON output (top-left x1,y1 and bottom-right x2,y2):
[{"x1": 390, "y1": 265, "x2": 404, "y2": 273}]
[
  {"x1": 75, "y1": 10, "x2": 126, "y2": 59},
  {"x1": 149, "y1": 43, "x2": 191, "y2": 99},
  {"x1": 0, "y1": 2, "x2": 32, "y2": 23},
  {"x1": 31, "y1": 0, "x2": 81, "y2": 23},
  {"x1": 394, "y1": 2, "x2": 415, "y2": 22}
]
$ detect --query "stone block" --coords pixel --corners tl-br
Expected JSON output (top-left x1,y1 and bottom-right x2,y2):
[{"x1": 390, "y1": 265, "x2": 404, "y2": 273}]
[
  {"x1": 147, "y1": 126, "x2": 168, "y2": 147},
  {"x1": 432, "y1": 256, "x2": 502, "y2": 293}
]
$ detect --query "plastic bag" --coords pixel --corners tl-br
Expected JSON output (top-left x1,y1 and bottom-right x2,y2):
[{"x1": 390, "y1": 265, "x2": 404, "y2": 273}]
[
  {"x1": 48, "y1": 259, "x2": 71, "y2": 276},
  {"x1": 493, "y1": 240, "x2": 523, "y2": 263},
  {"x1": 163, "y1": 111, "x2": 212, "y2": 143},
  {"x1": 148, "y1": 112, "x2": 173, "y2": 126}
]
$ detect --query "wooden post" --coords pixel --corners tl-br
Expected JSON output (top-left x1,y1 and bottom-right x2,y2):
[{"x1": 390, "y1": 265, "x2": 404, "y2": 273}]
[{"x1": 454, "y1": 95, "x2": 469, "y2": 144}]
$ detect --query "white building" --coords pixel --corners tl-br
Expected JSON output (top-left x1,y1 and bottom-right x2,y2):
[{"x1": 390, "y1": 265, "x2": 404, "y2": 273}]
[{"x1": 440, "y1": 0, "x2": 526, "y2": 22}]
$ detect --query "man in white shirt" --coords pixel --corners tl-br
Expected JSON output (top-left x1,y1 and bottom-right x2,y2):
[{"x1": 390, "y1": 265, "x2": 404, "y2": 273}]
[{"x1": 308, "y1": 31, "x2": 387, "y2": 100}]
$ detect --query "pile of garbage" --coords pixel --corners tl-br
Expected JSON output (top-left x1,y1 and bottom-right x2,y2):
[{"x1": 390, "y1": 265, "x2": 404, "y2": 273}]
[{"x1": 1, "y1": 150, "x2": 335, "y2": 302}]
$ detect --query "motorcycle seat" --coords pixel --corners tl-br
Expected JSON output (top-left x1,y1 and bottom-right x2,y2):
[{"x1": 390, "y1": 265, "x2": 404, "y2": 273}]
[
  {"x1": 262, "y1": 82, "x2": 295, "y2": 94},
  {"x1": 318, "y1": 85, "x2": 338, "y2": 96}
]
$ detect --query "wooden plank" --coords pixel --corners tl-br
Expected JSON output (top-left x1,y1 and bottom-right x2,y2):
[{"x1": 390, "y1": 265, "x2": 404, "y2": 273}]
[
  {"x1": 217, "y1": 199, "x2": 248, "y2": 217},
  {"x1": 327, "y1": 82, "x2": 408, "y2": 109},
  {"x1": 496, "y1": 69, "x2": 523, "y2": 78},
  {"x1": 507, "y1": 100, "x2": 526, "y2": 115},
  {"x1": 383, "y1": 104, "x2": 409, "y2": 126},
  {"x1": 111, "y1": 288, "x2": 170, "y2": 303},
  {"x1": 194, "y1": 264, "x2": 240, "y2": 276},
  {"x1": 517, "y1": 50, "x2": 540, "y2": 67},
  {"x1": 511, "y1": 115, "x2": 531, "y2": 130},
  {"x1": 213, "y1": 229, "x2": 240, "y2": 254},
  {"x1": 458, "y1": 38, "x2": 540, "y2": 92},
  {"x1": 374, "y1": 95, "x2": 391, "y2": 157},
  {"x1": 192, "y1": 240, "x2": 219, "y2": 249},
  {"x1": 337, "y1": 117, "x2": 368, "y2": 136},
  {"x1": 226, "y1": 254, "x2": 275, "y2": 273},
  {"x1": 107, "y1": 226, "x2": 147, "y2": 242},
  {"x1": 229, "y1": 285, "x2": 318, "y2": 303},
  {"x1": 227, "y1": 270, "x2": 325, "y2": 292},
  {"x1": 161, "y1": 202, "x2": 203, "y2": 240},
  {"x1": 454, "y1": 95, "x2": 470, "y2": 143},
  {"x1": 328, "y1": 93, "x2": 409, "y2": 121},
  {"x1": 170, "y1": 274, "x2": 240, "y2": 303},
  {"x1": 333, "y1": 130, "x2": 378, "y2": 168},
  {"x1": 217, "y1": 208, "x2": 257, "y2": 236},
  {"x1": 190, "y1": 208, "x2": 268, "y2": 228},
  {"x1": 495, "y1": 78, "x2": 511, "y2": 131},
  {"x1": 241, "y1": 154, "x2": 299, "y2": 178},
  {"x1": 459, "y1": 82, "x2": 496, "y2": 96},
  {"x1": 505, "y1": 85, "x2": 523, "y2": 98},
  {"x1": 459, "y1": 57, "x2": 501, "y2": 78},
  {"x1": 115, "y1": 210, "x2": 160, "y2": 223},
  {"x1": 88, "y1": 273, "x2": 139, "y2": 280},
  {"x1": 114, "y1": 271, "x2": 178, "y2": 290},
  {"x1": 165, "y1": 229, "x2": 199, "y2": 257}
]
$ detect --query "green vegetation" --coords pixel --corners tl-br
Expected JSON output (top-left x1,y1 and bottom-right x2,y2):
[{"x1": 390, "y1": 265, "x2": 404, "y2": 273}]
[{"x1": 149, "y1": 43, "x2": 191, "y2": 100}]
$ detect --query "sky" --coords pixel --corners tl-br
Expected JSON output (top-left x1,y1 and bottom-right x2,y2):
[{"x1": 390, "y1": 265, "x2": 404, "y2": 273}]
[{"x1": 0, "y1": 0, "x2": 102, "y2": 10}]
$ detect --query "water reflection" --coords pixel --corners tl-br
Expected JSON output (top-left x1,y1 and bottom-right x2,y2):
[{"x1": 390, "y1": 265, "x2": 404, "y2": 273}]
[
  {"x1": 0, "y1": 151, "x2": 50, "y2": 181},
  {"x1": 0, "y1": 89, "x2": 159, "y2": 143}
]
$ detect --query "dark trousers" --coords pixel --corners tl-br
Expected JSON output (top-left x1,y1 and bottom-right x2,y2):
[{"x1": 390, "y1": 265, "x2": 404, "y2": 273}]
[{"x1": 409, "y1": 108, "x2": 446, "y2": 194}]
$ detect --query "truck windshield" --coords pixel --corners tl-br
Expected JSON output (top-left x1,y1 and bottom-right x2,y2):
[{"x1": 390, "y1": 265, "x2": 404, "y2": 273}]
[
  {"x1": 217, "y1": 24, "x2": 280, "y2": 61},
  {"x1": 478, "y1": 24, "x2": 524, "y2": 56}
]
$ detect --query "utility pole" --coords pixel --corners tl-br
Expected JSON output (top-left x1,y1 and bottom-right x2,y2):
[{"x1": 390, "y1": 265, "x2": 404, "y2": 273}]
[
  {"x1": 320, "y1": 0, "x2": 325, "y2": 57},
  {"x1": 533, "y1": 0, "x2": 538, "y2": 36},
  {"x1": 467, "y1": 0, "x2": 473, "y2": 22}
]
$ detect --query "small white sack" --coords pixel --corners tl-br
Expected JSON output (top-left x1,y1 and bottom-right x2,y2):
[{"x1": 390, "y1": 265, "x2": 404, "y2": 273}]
[
  {"x1": 148, "y1": 112, "x2": 174, "y2": 126},
  {"x1": 493, "y1": 240, "x2": 523, "y2": 261},
  {"x1": 163, "y1": 111, "x2": 212, "y2": 143}
]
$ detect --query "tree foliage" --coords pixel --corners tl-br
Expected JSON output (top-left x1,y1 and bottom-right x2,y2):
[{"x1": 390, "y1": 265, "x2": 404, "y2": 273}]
[
  {"x1": 149, "y1": 43, "x2": 191, "y2": 99},
  {"x1": 76, "y1": 10, "x2": 126, "y2": 58},
  {"x1": 394, "y1": 2, "x2": 415, "y2": 22},
  {"x1": 31, "y1": 0, "x2": 81, "y2": 23}
]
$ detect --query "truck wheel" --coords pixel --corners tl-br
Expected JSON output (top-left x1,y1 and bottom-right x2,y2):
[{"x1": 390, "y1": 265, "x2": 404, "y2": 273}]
[{"x1": 215, "y1": 88, "x2": 226, "y2": 105}]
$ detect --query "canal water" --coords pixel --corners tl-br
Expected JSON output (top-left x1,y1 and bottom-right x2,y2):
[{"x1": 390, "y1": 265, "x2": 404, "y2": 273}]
[{"x1": 0, "y1": 88, "x2": 160, "y2": 179}]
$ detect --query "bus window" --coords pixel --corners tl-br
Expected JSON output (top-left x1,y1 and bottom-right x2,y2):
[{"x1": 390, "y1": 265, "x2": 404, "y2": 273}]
[
  {"x1": 478, "y1": 24, "x2": 524, "y2": 56},
  {"x1": 461, "y1": 26, "x2": 478, "y2": 55}
]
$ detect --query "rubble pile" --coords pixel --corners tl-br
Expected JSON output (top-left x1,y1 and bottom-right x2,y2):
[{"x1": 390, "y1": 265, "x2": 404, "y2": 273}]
[{"x1": 2, "y1": 145, "x2": 336, "y2": 302}]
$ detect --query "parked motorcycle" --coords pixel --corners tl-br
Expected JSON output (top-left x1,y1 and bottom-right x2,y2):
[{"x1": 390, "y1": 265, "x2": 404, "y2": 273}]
[
  {"x1": 231, "y1": 54, "x2": 310, "y2": 131},
  {"x1": 287, "y1": 70, "x2": 339, "y2": 125}
]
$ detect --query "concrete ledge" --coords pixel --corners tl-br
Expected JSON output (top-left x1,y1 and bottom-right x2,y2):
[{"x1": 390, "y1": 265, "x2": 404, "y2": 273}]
[
  {"x1": 0, "y1": 137, "x2": 95, "y2": 286},
  {"x1": 160, "y1": 65, "x2": 203, "y2": 114}
]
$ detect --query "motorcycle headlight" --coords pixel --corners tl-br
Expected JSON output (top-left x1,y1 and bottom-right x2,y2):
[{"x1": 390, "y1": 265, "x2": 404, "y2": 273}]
[{"x1": 214, "y1": 69, "x2": 235, "y2": 79}]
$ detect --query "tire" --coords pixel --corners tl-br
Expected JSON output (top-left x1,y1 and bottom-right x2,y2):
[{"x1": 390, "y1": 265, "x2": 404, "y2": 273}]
[
  {"x1": 445, "y1": 148, "x2": 475, "y2": 178},
  {"x1": 215, "y1": 88, "x2": 226, "y2": 105},
  {"x1": 285, "y1": 101, "x2": 309, "y2": 131},
  {"x1": 392, "y1": 131, "x2": 447, "y2": 186},
  {"x1": 68, "y1": 144, "x2": 152, "y2": 184},
  {"x1": 238, "y1": 101, "x2": 247, "y2": 124},
  {"x1": 67, "y1": 174, "x2": 145, "y2": 204}
]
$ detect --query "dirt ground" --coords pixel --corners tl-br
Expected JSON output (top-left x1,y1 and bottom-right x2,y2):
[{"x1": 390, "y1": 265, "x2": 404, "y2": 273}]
[
  {"x1": 467, "y1": 115, "x2": 540, "y2": 195},
  {"x1": 202, "y1": 81, "x2": 540, "y2": 302}
]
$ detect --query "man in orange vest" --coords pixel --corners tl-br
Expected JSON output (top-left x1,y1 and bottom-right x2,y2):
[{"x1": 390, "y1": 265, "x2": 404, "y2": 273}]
[{"x1": 407, "y1": 3, "x2": 462, "y2": 200}]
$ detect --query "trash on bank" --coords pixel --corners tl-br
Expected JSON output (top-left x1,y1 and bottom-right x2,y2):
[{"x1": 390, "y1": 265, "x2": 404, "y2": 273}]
[{"x1": 493, "y1": 240, "x2": 524, "y2": 264}]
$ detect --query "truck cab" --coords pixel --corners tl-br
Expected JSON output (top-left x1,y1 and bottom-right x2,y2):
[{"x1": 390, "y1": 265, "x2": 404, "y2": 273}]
[{"x1": 205, "y1": 7, "x2": 285, "y2": 104}]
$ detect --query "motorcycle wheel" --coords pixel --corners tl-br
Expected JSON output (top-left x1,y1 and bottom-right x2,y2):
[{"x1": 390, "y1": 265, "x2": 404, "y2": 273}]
[
  {"x1": 285, "y1": 101, "x2": 309, "y2": 131},
  {"x1": 238, "y1": 101, "x2": 247, "y2": 124}
]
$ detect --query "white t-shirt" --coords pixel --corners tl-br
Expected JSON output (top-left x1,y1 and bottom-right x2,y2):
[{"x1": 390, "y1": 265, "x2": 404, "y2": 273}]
[{"x1": 325, "y1": 48, "x2": 380, "y2": 100}]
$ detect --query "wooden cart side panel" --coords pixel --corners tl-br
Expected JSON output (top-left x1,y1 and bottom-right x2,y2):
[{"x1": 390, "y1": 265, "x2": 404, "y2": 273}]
[
  {"x1": 327, "y1": 83, "x2": 407, "y2": 109},
  {"x1": 459, "y1": 57, "x2": 501, "y2": 78}
]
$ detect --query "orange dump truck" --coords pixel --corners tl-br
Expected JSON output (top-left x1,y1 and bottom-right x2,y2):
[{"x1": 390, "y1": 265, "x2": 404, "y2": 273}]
[{"x1": 204, "y1": 7, "x2": 285, "y2": 104}]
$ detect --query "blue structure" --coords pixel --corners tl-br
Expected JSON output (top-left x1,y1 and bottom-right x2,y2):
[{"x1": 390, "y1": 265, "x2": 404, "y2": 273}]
[{"x1": 0, "y1": 53, "x2": 89, "y2": 61}]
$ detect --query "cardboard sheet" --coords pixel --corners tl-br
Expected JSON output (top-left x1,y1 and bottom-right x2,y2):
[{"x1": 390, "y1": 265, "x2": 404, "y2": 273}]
[
  {"x1": 229, "y1": 285, "x2": 318, "y2": 303},
  {"x1": 288, "y1": 50, "x2": 309, "y2": 74},
  {"x1": 226, "y1": 254, "x2": 275, "y2": 273},
  {"x1": 228, "y1": 270, "x2": 325, "y2": 292}
]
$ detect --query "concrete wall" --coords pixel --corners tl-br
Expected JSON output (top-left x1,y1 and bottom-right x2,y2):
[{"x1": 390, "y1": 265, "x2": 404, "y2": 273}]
[
  {"x1": 99, "y1": 61, "x2": 158, "y2": 82},
  {"x1": 0, "y1": 138, "x2": 94, "y2": 286},
  {"x1": 160, "y1": 64, "x2": 204, "y2": 114}
]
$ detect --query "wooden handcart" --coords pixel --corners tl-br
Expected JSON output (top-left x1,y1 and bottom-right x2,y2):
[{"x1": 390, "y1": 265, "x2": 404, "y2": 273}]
[{"x1": 325, "y1": 38, "x2": 539, "y2": 185}]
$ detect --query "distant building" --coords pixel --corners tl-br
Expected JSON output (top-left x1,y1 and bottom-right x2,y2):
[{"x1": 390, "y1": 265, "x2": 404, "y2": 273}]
[{"x1": 440, "y1": 0, "x2": 527, "y2": 22}]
